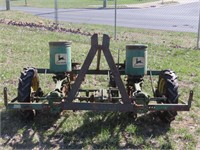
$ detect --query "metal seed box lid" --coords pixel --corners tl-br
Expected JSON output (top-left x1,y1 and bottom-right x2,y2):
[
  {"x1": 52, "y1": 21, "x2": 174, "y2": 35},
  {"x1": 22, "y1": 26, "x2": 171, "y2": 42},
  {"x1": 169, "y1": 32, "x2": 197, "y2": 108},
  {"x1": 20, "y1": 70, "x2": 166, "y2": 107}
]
[
  {"x1": 126, "y1": 44, "x2": 147, "y2": 50},
  {"x1": 49, "y1": 41, "x2": 72, "y2": 46}
]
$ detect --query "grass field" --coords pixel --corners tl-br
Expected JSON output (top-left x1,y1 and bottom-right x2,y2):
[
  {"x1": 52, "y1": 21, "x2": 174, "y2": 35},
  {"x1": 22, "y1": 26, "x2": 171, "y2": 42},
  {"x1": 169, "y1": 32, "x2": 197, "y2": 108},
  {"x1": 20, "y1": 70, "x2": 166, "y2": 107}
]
[
  {"x1": 0, "y1": 10, "x2": 200, "y2": 149},
  {"x1": 0, "y1": 0, "x2": 159, "y2": 8}
]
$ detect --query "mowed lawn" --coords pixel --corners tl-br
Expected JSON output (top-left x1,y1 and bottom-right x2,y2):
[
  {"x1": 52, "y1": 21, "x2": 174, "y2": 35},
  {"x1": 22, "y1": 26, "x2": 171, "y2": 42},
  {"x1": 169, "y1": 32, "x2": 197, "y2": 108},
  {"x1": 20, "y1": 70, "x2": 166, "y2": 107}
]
[{"x1": 0, "y1": 0, "x2": 159, "y2": 8}]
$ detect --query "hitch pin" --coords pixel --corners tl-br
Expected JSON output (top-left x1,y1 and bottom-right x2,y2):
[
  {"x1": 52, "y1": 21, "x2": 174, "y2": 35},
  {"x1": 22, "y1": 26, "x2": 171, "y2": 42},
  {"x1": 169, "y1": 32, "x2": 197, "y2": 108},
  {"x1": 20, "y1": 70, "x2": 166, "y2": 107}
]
[
  {"x1": 188, "y1": 90, "x2": 193, "y2": 108},
  {"x1": 3, "y1": 87, "x2": 8, "y2": 109}
]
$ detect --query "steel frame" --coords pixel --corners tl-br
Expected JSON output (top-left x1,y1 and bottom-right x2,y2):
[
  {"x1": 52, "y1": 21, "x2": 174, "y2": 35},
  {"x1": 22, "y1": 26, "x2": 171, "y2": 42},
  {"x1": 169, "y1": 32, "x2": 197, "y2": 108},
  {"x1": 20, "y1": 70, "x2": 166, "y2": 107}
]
[{"x1": 3, "y1": 34, "x2": 193, "y2": 113}]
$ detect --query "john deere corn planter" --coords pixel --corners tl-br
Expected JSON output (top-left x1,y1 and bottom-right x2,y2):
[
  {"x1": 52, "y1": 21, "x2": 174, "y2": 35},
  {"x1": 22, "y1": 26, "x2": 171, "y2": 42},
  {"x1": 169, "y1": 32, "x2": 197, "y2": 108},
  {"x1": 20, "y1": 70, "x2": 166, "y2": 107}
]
[{"x1": 3, "y1": 34, "x2": 193, "y2": 122}]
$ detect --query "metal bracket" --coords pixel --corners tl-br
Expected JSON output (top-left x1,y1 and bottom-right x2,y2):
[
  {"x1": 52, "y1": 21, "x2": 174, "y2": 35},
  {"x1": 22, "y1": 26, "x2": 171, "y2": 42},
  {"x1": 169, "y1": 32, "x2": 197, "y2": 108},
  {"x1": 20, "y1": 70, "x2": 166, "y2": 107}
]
[
  {"x1": 188, "y1": 90, "x2": 193, "y2": 108},
  {"x1": 63, "y1": 34, "x2": 130, "y2": 110}
]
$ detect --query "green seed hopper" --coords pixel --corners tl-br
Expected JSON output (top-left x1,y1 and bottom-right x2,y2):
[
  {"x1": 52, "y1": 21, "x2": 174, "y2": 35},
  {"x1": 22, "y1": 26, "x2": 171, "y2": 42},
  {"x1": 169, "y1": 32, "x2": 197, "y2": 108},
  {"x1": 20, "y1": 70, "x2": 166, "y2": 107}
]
[{"x1": 3, "y1": 34, "x2": 193, "y2": 122}]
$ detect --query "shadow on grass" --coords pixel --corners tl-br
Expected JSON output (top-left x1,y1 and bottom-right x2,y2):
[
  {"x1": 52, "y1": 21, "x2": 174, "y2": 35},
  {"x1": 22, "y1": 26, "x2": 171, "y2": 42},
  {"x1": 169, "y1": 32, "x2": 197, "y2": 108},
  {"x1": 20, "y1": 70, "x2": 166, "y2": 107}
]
[
  {"x1": 1, "y1": 110, "x2": 171, "y2": 149},
  {"x1": 63, "y1": 111, "x2": 171, "y2": 149},
  {"x1": 0, "y1": 109, "x2": 61, "y2": 149}
]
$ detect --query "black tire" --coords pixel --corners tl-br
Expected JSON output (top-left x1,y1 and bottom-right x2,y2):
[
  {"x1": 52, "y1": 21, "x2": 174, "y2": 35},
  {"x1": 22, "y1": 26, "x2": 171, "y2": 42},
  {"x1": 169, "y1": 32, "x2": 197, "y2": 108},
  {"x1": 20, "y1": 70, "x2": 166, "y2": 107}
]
[
  {"x1": 18, "y1": 68, "x2": 35, "y2": 102},
  {"x1": 155, "y1": 69, "x2": 179, "y2": 123},
  {"x1": 17, "y1": 67, "x2": 36, "y2": 120}
]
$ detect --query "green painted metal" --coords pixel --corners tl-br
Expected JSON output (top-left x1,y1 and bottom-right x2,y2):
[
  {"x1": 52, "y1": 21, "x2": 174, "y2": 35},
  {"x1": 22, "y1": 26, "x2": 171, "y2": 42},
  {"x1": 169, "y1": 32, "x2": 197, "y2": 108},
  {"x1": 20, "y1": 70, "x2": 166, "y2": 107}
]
[
  {"x1": 125, "y1": 44, "x2": 147, "y2": 76},
  {"x1": 49, "y1": 41, "x2": 71, "y2": 72},
  {"x1": 6, "y1": 103, "x2": 50, "y2": 110},
  {"x1": 131, "y1": 82, "x2": 149, "y2": 105},
  {"x1": 5, "y1": 102, "x2": 191, "y2": 112},
  {"x1": 47, "y1": 91, "x2": 62, "y2": 102}
]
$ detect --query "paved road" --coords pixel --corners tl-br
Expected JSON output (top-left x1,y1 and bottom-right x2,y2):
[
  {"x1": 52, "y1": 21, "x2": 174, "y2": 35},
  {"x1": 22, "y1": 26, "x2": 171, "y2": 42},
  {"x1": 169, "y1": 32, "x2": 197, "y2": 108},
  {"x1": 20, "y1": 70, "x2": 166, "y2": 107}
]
[{"x1": 0, "y1": 2, "x2": 199, "y2": 32}]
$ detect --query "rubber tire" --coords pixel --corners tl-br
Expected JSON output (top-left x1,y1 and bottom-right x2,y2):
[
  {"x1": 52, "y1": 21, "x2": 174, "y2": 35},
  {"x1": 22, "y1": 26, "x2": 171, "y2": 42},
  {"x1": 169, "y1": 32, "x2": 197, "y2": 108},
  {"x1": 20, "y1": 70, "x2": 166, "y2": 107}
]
[
  {"x1": 17, "y1": 68, "x2": 36, "y2": 120},
  {"x1": 155, "y1": 69, "x2": 179, "y2": 123},
  {"x1": 18, "y1": 68, "x2": 35, "y2": 102}
]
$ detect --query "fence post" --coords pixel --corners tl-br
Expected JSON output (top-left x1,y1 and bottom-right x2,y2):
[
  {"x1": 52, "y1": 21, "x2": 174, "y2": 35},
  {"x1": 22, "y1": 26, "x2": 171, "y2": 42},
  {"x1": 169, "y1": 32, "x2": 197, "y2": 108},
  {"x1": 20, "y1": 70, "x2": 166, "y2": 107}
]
[
  {"x1": 103, "y1": 0, "x2": 107, "y2": 8},
  {"x1": 54, "y1": 0, "x2": 58, "y2": 28},
  {"x1": 114, "y1": 0, "x2": 117, "y2": 40},
  {"x1": 6, "y1": 0, "x2": 10, "y2": 10},
  {"x1": 197, "y1": 7, "x2": 200, "y2": 50}
]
